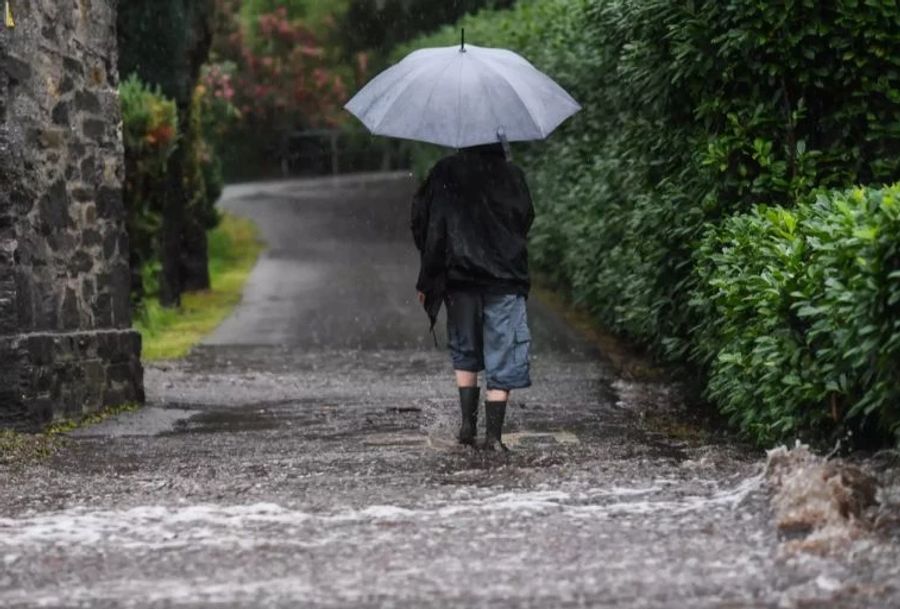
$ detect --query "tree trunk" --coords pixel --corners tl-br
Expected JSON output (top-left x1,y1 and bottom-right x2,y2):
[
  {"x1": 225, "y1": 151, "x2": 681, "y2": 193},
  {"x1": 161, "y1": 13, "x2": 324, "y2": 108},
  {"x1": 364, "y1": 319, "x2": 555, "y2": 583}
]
[
  {"x1": 180, "y1": 216, "x2": 211, "y2": 292},
  {"x1": 177, "y1": 0, "x2": 215, "y2": 293},
  {"x1": 158, "y1": 145, "x2": 187, "y2": 308}
]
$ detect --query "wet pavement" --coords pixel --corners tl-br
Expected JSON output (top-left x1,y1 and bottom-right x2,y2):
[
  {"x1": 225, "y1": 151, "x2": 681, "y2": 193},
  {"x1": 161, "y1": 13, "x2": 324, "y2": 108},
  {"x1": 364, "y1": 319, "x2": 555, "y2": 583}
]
[{"x1": 1, "y1": 173, "x2": 899, "y2": 608}]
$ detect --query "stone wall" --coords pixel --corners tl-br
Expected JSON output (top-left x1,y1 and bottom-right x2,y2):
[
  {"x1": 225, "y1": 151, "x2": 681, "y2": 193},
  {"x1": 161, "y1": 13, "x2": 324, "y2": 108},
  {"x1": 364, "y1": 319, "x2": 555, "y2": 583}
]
[{"x1": 0, "y1": 0, "x2": 144, "y2": 430}]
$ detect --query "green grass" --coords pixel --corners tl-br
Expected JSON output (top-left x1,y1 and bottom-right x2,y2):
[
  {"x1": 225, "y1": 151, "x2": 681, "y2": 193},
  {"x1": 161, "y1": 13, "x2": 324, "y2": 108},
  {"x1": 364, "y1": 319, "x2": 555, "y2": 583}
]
[{"x1": 136, "y1": 213, "x2": 263, "y2": 361}]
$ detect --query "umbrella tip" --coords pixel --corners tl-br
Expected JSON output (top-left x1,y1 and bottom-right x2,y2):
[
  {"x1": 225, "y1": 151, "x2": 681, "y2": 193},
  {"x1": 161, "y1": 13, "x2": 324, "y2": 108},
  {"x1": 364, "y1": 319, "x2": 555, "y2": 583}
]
[{"x1": 460, "y1": 28, "x2": 466, "y2": 52}]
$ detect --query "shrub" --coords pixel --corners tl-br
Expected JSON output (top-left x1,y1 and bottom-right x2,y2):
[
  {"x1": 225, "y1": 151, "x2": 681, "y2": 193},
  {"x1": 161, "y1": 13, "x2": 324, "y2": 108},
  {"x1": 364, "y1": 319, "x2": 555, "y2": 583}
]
[
  {"x1": 120, "y1": 75, "x2": 180, "y2": 163},
  {"x1": 210, "y1": 2, "x2": 351, "y2": 178},
  {"x1": 120, "y1": 75, "x2": 179, "y2": 300},
  {"x1": 692, "y1": 185, "x2": 900, "y2": 446}
]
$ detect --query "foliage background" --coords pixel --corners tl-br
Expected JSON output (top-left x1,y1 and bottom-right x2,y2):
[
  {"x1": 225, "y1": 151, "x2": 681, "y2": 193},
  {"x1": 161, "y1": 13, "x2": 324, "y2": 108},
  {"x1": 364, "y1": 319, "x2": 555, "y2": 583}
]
[{"x1": 207, "y1": 0, "x2": 516, "y2": 179}]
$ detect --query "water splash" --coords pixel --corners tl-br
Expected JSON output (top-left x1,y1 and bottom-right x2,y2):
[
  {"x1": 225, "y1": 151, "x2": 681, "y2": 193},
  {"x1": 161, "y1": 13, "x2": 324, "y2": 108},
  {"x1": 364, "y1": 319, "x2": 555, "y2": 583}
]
[{"x1": 766, "y1": 442, "x2": 883, "y2": 554}]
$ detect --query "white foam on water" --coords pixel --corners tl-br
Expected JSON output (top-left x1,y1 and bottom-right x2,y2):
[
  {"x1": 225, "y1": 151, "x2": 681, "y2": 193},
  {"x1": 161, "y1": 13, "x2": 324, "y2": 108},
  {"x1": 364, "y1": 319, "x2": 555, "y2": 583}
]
[
  {"x1": 586, "y1": 485, "x2": 667, "y2": 497},
  {"x1": 0, "y1": 476, "x2": 765, "y2": 551},
  {"x1": 0, "y1": 576, "x2": 319, "y2": 607},
  {"x1": 814, "y1": 574, "x2": 842, "y2": 592},
  {"x1": 349, "y1": 504, "x2": 417, "y2": 519},
  {"x1": 0, "y1": 503, "x2": 301, "y2": 549}
]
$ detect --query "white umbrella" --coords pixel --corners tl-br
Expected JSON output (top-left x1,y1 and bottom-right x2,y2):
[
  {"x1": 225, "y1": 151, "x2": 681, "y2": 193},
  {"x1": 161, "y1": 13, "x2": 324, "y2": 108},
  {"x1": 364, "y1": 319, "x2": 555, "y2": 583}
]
[{"x1": 344, "y1": 33, "x2": 581, "y2": 149}]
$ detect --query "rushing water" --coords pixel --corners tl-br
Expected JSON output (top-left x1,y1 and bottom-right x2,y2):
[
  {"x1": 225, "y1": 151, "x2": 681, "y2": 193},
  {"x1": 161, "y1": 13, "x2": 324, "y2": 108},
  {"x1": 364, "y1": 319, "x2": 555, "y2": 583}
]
[{"x1": 1, "y1": 347, "x2": 898, "y2": 609}]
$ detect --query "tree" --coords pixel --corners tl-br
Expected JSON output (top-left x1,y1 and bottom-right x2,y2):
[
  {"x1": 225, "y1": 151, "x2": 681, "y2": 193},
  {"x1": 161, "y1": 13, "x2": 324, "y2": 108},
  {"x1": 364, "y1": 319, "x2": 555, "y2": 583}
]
[
  {"x1": 118, "y1": 0, "x2": 217, "y2": 305},
  {"x1": 209, "y1": 1, "x2": 351, "y2": 178}
]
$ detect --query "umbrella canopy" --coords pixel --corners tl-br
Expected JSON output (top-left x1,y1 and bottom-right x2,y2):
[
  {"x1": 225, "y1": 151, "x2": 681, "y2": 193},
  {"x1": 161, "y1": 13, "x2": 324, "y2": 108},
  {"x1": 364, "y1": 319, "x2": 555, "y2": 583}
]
[{"x1": 344, "y1": 41, "x2": 581, "y2": 149}]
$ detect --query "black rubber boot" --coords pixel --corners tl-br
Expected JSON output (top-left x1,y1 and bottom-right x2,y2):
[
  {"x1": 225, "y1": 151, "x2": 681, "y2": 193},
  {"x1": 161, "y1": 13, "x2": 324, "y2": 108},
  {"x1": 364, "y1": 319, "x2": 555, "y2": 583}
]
[
  {"x1": 458, "y1": 387, "x2": 480, "y2": 446},
  {"x1": 482, "y1": 400, "x2": 508, "y2": 451}
]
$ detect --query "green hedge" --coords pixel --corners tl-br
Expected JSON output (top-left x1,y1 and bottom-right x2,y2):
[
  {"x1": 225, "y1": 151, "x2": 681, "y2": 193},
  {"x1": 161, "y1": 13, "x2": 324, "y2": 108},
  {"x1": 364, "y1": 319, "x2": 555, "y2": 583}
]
[
  {"x1": 692, "y1": 185, "x2": 900, "y2": 445},
  {"x1": 398, "y1": 0, "x2": 900, "y2": 446}
]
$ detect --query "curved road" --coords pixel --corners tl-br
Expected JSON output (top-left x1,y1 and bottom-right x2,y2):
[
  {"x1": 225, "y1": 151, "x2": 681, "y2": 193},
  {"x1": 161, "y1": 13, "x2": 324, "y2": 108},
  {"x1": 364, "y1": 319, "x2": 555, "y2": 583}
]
[{"x1": 0, "y1": 174, "x2": 897, "y2": 608}]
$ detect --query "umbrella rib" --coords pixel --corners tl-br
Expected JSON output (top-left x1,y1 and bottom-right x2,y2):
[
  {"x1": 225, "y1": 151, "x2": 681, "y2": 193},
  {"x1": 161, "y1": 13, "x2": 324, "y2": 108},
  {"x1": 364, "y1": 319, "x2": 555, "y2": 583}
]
[
  {"x1": 471, "y1": 54, "x2": 506, "y2": 146},
  {"x1": 455, "y1": 56, "x2": 465, "y2": 149},
  {"x1": 470, "y1": 53, "x2": 546, "y2": 139}
]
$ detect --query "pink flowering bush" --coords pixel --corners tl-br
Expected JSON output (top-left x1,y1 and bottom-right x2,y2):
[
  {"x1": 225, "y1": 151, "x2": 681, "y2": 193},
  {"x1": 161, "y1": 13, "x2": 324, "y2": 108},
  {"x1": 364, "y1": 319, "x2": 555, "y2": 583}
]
[{"x1": 211, "y1": 2, "x2": 350, "y2": 131}]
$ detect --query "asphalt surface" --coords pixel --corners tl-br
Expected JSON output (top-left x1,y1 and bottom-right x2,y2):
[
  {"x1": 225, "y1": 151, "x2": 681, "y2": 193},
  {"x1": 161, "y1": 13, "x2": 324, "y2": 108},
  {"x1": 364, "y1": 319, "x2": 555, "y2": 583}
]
[{"x1": 1, "y1": 173, "x2": 898, "y2": 608}]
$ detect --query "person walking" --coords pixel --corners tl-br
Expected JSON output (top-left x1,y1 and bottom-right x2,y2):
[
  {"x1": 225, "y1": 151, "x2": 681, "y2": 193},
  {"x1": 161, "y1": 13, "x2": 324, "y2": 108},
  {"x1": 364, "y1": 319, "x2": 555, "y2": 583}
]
[
  {"x1": 411, "y1": 142, "x2": 534, "y2": 451},
  {"x1": 345, "y1": 34, "x2": 577, "y2": 451}
]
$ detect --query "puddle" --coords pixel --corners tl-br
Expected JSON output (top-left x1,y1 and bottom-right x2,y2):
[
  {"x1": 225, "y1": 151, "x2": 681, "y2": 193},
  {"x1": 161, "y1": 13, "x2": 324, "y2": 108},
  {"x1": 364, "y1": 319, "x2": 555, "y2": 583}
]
[
  {"x1": 365, "y1": 433, "x2": 428, "y2": 447},
  {"x1": 502, "y1": 431, "x2": 580, "y2": 448},
  {"x1": 68, "y1": 408, "x2": 202, "y2": 438},
  {"x1": 175, "y1": 409, "x2": 282, "y2": 434}
]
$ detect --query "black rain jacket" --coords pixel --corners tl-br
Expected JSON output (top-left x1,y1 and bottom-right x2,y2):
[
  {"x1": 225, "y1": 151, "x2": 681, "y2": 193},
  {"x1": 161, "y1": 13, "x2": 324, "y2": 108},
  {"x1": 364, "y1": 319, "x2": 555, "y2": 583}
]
[{"x1": 411, "y1": 143, "x2": 535, "y2": 330}]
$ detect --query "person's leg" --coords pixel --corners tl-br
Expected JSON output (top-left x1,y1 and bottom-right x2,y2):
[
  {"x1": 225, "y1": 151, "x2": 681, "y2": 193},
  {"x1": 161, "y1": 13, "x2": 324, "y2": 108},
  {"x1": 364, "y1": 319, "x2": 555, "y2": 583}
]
[
  {"x1": 445, "y1": 291, "x2": 485, "y2": 445},
  {"x1": 456, "y1": 370, "x2": 478, "y2": 388},
  {"x1": 482, "y1": 294, "x2": 532, "y2": 450},
  {"x1": 485, "y1": 388, "x2": 509, "y2": 402}
]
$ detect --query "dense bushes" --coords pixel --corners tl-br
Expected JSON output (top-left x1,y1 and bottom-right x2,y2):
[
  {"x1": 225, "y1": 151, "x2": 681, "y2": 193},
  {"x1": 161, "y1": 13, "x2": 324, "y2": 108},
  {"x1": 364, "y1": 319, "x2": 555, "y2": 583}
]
[
  {"x1": 399, "y1": 0, "x2": 900, "y2": 446},
  {"x1": 544, "y1": 0, "x2": 900, "y2": 358},
  {"x1": 692, "y1": 186, "x2": 900, "y2": 445}
]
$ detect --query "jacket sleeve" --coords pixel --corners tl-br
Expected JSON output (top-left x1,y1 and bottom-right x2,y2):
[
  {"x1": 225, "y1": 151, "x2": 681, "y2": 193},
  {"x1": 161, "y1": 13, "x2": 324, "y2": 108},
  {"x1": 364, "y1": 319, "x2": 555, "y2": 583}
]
[
  {"x1": 411, "y1": 165, "x2": 448, "y2": 292},
  {"x1": 411, "y1": 175, "x2": 430, "y2": 253},
  {"x1": 415, "y1": 196, "x2": 446, "y2": 292}
]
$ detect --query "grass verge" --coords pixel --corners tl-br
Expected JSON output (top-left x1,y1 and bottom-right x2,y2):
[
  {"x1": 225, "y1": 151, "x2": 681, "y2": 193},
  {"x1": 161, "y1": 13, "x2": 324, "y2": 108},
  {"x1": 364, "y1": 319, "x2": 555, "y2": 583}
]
[{"x1": 136, "y1": 213, "x2": 263, "y2": 361}]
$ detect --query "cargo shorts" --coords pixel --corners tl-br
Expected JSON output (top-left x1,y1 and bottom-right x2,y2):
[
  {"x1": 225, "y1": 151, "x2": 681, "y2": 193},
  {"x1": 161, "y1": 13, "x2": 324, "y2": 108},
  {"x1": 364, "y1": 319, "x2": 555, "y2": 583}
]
[{"x1": 445, "y1": 291, "x2": 532, "y2": 391}]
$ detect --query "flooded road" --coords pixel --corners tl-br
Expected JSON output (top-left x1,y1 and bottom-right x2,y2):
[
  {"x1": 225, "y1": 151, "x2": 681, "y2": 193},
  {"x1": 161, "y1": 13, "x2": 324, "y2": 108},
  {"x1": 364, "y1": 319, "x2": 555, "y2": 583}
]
[{"x1": 1, "y1": 174, "x2": 898, "y2": 608}]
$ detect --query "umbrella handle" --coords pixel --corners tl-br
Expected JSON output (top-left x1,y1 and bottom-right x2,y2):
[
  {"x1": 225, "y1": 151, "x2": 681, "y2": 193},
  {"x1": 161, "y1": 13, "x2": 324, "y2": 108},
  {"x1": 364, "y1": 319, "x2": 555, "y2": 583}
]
[{"x1": 497, "y1": 127, "x2": 512, "y2": 162}]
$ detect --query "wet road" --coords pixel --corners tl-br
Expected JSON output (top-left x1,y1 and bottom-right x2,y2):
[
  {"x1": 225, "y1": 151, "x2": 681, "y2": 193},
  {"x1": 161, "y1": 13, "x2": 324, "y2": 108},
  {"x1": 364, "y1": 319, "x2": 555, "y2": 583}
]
[{"x1": 1, "y1": 174, "x2": 898, "y2": 608}]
